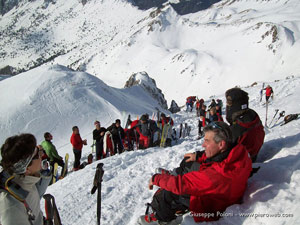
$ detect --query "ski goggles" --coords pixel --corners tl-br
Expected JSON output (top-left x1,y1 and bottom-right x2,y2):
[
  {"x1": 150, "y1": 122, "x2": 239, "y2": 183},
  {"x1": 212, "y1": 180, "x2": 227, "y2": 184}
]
[{"x1": 13, "y1": 147, "x2": 43, "y2": 174}]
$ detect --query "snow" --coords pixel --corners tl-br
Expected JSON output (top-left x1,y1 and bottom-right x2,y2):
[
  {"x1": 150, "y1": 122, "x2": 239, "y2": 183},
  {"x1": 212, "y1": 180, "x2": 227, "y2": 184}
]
[
  {"x1": 44, "y1": 75, "x2": 300, "y2": 225},
  {"x1": 1, "y1": 0, "x2": 300, "y2": 224}
]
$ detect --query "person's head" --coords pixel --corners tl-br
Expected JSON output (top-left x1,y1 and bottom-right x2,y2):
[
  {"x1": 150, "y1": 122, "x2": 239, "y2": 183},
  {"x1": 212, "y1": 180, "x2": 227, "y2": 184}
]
[
  {"x1": 94, "y1": 121, "x2": 100, "y2": 130},
  {"x1": 44, "y1": 132, "x2": 52, "y2": 141},
  {"x1": 161, "y1": 113, "x2": 166, "y2": 119},
  {"x1": 216, "y1": 105, "x2": 220, "y2": 110},
  {"x1": 209, "y1": 107, "x2": 216, "y2": 115},
  {"x1": 72, "y1": 126, "x2": 79, "y2": 134},
  {"x1": 202, "y1": 104, "x2": 206, "y2": 110},
  {"x1": 115, "y1": 119, "x2": 121, "y2": 127},
  {"x1": 1, "y1": 134, "x2": 42, "y2": 175},
  {"x1": 212, "y1": 99, "x2": 215, "y2": 102},
  {"x1": 202, "y1": 122, "x2": 232, "y2": 158},
  {"x1": 225, "y1": 88, "x2": 249, "y2": 124},
  {"x1": 140, "y1": 114, "x2": 148, "y2": 124}
]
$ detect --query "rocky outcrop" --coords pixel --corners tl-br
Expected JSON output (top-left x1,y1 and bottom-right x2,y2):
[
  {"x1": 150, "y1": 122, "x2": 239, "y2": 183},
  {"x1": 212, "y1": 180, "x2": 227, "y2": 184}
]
[{"x1": 124, "y1": 71, "x2": 168, "y2": 110}]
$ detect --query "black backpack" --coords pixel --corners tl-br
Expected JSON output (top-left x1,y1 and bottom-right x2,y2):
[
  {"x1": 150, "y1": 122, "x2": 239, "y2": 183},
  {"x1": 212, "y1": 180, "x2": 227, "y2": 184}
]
[{"x1": 284, "y1": 114, "x2": 299, "y2": 124}]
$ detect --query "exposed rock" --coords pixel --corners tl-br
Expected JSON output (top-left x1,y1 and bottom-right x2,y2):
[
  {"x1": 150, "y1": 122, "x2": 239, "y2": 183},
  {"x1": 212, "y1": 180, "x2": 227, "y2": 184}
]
[
  {"x1": 124, "y1": 71, "x2": 168, "y2": 110},
  {"x1": 169, "y1": 100, "x2": 181, "y2": 114},
  {"x1": 0, "y1": 65, "x2": 15, "y2": 75}
]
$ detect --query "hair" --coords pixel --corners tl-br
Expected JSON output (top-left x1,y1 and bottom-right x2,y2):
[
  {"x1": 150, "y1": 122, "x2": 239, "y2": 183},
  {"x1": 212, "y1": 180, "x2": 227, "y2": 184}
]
[
  {"x1": 203, "y1": 122, "x2": 232, "y2": 145},
  {"x1": 210, "y1": 107, "x2": 216, "y2": 114},
  {"x1": 44, "y1": 132, "x2": 51, "y2": 139},
  {"x1": 0, "y1": 133, "x2": 36, "y2": 174},
  {"x1": 115, "y1": 119, "x2": 121, "y2": 124},
  {"x1": 72, "y1": 126, "x2": 78, "y2": 131}
]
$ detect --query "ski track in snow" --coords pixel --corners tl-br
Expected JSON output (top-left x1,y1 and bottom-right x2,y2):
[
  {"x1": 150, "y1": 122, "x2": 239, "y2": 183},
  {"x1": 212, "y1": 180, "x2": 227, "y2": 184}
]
[{"x1": 44, "y1": 76, "x2": 300, "y2": 225}]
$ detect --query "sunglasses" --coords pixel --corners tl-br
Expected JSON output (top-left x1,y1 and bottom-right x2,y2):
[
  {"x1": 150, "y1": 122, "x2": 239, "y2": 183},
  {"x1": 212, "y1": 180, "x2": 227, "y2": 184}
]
[
  {"x1": 31, "y1": 147, "x2": 43, "y2": 160},
  {"x1": 207, "y1": 122, "x2": 230, "y2": 140}
]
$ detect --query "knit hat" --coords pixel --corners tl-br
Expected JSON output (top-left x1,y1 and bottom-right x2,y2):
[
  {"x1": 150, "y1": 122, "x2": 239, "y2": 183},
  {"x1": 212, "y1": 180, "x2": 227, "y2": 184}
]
[{"x1": 225, "y1": 88, "x2": 249, "y2": 124}]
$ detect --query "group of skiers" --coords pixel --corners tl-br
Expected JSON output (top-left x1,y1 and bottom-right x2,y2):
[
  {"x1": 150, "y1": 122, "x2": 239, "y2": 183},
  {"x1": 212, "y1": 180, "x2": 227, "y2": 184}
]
[
  {"x1": 139, "y1": 87, "x2": 265, "y2": 225},
  {"x1": 0, "y1": 84, "x2": 276, "y2": 225}
]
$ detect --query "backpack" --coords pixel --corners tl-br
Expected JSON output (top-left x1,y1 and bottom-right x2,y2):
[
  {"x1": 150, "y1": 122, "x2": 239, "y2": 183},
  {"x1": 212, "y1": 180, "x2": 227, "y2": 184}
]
[{"x1": 284, "y1": 114, "x2": 299, "y2": 124}]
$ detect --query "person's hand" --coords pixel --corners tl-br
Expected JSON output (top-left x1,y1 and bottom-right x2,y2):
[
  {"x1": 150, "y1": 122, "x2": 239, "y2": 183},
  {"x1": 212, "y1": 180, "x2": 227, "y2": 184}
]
[
  {"x1": 149, "y1": 178, "x2": 154, "y2": 190},
  {"x1": 184, "y1": 153, "x2": 196, "y2": 162},
  {"x1": 83, "y1": 139, "x2": 87, "y2": 145}
]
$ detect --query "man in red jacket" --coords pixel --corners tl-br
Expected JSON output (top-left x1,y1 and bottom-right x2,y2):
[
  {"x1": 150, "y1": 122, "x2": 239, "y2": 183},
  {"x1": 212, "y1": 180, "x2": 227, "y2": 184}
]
[
  {"x1": 138, "y1": 122, "x2": 252, "y2": 225},
  {"x1": 70, "y1": 126, "x2": 87, "y2": 171},
  {"x1": 264, "y1": 85, "x2": 274, "y2": 102},
  {"x1": 225, "y1": 88, "x2": 265, "y2": 162}
]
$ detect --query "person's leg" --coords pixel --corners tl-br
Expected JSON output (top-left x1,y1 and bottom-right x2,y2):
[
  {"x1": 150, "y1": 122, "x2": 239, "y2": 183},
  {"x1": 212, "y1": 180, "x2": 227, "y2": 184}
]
[
  {"x1": 95, "y1": 141, "x2": 102, "y2": 160},
  {"x1": 150, "y1": 189, "x2": 189, "y2": 222},
  {"x1": 73, "y1": 149, "x2": 81, "y2": 169},
  {"x1": 52, "y1": 157, "x2": 64, "y2": 168}
]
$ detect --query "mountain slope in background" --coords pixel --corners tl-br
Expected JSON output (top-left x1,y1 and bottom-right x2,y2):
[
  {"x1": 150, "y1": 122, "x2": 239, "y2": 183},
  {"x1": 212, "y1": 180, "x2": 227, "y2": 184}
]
[
  {"x1": 0, "y1": 64, "x2": 167, "y2": 156},
  {"x1": 1, "y1": 0, "x2": 300, "y2": 104}
]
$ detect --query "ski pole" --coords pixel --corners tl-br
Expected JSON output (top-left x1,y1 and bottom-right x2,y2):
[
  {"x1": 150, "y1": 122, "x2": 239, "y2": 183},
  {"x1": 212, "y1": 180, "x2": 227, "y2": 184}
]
[
  {"x1": 91, "y1": 163, "x2": 104, "y2": 225},
  {"x1": 269, "y1": 109, "x2": 279, "y2": 127}
]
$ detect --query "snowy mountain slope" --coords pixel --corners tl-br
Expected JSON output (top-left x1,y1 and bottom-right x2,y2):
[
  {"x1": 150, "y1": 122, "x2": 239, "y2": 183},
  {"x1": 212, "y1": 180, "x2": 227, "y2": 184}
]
[
  {"x1": 44, "y1": 76, "x2": 300, "y2": 225},
  {"x1": 0, "y1": 64, "x2": 167, "y2": 158},
  {"x1": 1, "y1": 0, "x2": 300, "y2": 105}
]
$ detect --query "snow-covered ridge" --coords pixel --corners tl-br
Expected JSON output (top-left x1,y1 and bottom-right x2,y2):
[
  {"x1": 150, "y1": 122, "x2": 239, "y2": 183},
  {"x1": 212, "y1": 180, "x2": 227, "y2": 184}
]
[{"x1": 0, "y1": 64, "x2": 167, "y2": 152}]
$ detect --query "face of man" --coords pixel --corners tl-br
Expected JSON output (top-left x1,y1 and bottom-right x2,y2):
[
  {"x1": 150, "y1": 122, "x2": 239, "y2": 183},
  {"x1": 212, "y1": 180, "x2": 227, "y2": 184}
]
[
  {"x1": 47, "y1": 134, "x2": 53, "y2": 141},
  {"x1": 74, "y1": 128, "x2": 79, "y2": 134},
  {"x1": 202, "y1": 131, "x2": 225, "y2": 158},
  {"x1": 116, "y1": 123, "x2": 120, "y2": 127},
  {"x1": 95, "y1": 123, "x2": 100, "y2": 130}
]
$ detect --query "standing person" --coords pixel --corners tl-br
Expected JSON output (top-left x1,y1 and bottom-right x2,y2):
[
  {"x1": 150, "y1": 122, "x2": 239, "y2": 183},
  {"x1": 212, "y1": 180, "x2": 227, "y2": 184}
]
[
  {"x1": 208, "y1": 99, "x2": 216, "y2": 110},
  {"x1": 70, "y1": 126, "x2": 87, "y2": 171},
  {"x1": 186, "y1": 96, "x2": 196, "y2": 112},
  {"x1": 93, "y1": 121, "x2": 106, "y2": 160},
  {"x1": 225, "y1": 88, "x2": 265, "y2": 162},
  {"x1": 138, "y1": 122, "x2": 252, "y2": 224},
  {"x1": 160, "y1": 113, "x2": 174, "y2": 147},
  {"x1": 41, "y1": 132, "x2": 65, "y2": 173},
  {"x1": 107, "y1": 119, "x2": 125, "y2": 154},
  {"x1": 0, "y1": 134, "x2": 52, "y2": 225},
  {"x1": 264, "y1": 85, "x2": 274, "y2": 102}
]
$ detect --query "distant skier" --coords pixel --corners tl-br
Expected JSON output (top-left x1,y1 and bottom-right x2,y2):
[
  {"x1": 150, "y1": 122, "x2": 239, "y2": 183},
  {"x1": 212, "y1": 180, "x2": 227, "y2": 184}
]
[
  {"x1": 70, "y1": 126, "x2": 87, "y2": 171},
  {"x1": 195, "y1": 98, "x2": 204, "y2": 117},
  {"x1": 264, "y1": 85, "x2": 274, "y2": 102},
  {"x1": 107, "y1": 119, "x2": 125, "y2": 154},
  {"x1": 216, "y1": 99, "x2": 223, "y2": 109},
  {"x1": 225, "y1": 88, "x2": 265, "y2": 162},
  {"x1": 93, "y1": 121, "x2": 106, "y2": 160},
  {"x1": 208, "y1": 99, "x2": 216, "y2": 110},
  {"x1": 41, "y1": 132, "x2": 65, "y2": 173},
  {"x1": 160, "y1": 113, "x2": 174, "y2": 147},
  {"x1": 186, "y1": 96, "x2": 196, "y2": 112}
]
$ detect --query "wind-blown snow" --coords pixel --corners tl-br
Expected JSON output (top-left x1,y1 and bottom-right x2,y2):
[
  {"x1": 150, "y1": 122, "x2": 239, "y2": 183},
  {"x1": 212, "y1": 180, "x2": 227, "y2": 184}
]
[{"x1": 44, "y1": 76, "x2": 300, "y2": 225}]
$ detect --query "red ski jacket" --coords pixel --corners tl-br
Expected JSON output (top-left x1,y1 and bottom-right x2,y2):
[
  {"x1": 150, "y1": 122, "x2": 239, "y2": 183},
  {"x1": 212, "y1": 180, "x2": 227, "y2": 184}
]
[
  {"x1": 235, "y1": 116, "x2": 265, "y2": 159},
  {"x1": 161, "y1": 117, "x2": 174, "y2": 127},
  {"x1": 265, "y1": 87, "x2": 273, "y2": 97},
  {"x1": 70, "y1": 133, "x2": 83, "y2": 150},
  {"x1": 153, "y1": 144, "x2": 252, "y2": 222}
]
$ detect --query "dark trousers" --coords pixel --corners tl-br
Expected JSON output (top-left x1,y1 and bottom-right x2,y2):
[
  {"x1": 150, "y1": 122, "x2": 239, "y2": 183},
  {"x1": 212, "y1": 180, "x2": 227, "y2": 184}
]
[
  {"x1": 150, "y1": 158, "x2": 200, "y2": 222},
  {"x1": 113, "y1": 138, "x2": 124, "y2": 154},
  {"x1": 95, "y1": 141, "x2": 104, "y2": 160},
  {"x1": 73, "y1": 149, "x2": 82, "y2": 169},
  {"x1": 50, "y1": 157, "x2": 65, "y2": 174},
  {"x1": 151, "y1": 189, "x2": 189, "y2": 222}
]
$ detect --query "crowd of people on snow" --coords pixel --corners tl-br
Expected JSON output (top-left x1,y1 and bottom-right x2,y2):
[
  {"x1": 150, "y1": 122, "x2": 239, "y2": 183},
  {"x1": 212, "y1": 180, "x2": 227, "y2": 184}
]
[{"x1": 0, "y1": 84, "x2": 277, "y2": 225}]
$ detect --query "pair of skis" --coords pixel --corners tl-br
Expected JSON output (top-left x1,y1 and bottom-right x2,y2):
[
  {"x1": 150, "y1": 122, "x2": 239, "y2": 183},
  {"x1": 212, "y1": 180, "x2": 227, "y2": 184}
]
[{"x1": 52, "y1": 153, "x2": 69, "y2": 184}]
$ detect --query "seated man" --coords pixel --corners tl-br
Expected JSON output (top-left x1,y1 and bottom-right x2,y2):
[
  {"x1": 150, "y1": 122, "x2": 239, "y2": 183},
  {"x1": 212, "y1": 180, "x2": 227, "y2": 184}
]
[
  {"x1": 41, "y1": 132, "x2": 65, "y2": 171},
  {"x1": 225, "y1": 88, "x2": 265, "y2": 162},
  {"x1": 139, "y1": 122, "x2": 252, "y2": 224}
]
